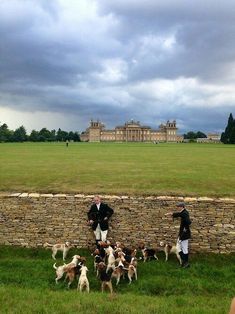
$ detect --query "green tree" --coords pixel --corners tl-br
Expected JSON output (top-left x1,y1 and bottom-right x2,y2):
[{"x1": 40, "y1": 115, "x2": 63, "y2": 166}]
[
  {"x1": 196, "y1": 131, "x2": 207, "y2": 138},
  {"x1": 38, "y1": 128, "x2": 51, "y2": 142},
  {"x1": 73, "y1": 132, "x2": 80, "y2": 142},
  {"x1": 220, "y1": 132, "x2": 226, "y2": 143},
  {"x1": 13, "y1": 126, "x2": 27, "y2": 142},
  {"x1": 56, "y1": 128, "x2": 68, "y2": 141},
  {"x1": 184, "y1": 131, "x2": 197, "y2": 139},
  {"x1": 29, "y1": 130, "x2": 39, "y2": 142},
  {"x1": 50, "y1": 129, "x2": 56, "y2": 142},
  {"x1": 184, "y1": 131, "x2": 207, "y2": 141},
  {"x1": 230, "y1": 120, "x2": 235, "y2": 144},
  {"x1": 221, "y1": 113, "x2": 234, "y2": 144},
  {"x1": 0, "y1": 123, "x2": 13, "y2": 142},
  {"x1": 68, "y1": 131, "x2": 75, "y2": 141}
]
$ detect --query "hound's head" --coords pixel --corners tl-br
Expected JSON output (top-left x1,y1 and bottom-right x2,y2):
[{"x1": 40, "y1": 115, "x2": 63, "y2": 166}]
[
  {"x1": 115, "y1": 241, "x2": 122, "y2": 248},
  {"x1": 117, "y1": 251, "x2": 125, "y2": 258},
  {"x1": 115, "y1": 247, "x2": 122, "y2": 253},
  {"x1": 98, "y1": 241, "x2": 108, "y2": 248},
  {"x1": 72, "y1": 255, "x2": 81, "y2": 260},
  {"x1": 65, "y1": 241, "x2": 75, "y2": 248},
  {"x1": 79, "y1": 256, "x2": 86, "y2": 264},
  {"x1": 97, "y1": 262, "x2": 106, "y2": 271},
  {"x1": 92, "y1": 248, "x2": 100, "y2": 256},
  {"x1": 138, "y1": 242, "x2": 145, "y2": 250},
  {"x1": 105, "y1": 246, "x2": 114, "y2": 255}
]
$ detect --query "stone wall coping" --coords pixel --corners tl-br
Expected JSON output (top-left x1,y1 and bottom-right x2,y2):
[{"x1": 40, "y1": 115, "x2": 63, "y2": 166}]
[{"x1": 1, "y1": 192, "x2": 235, "y2": 203}]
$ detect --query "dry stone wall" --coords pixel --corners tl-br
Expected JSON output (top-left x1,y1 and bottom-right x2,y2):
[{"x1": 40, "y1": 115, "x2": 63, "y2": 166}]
[{"x1": 0, "y1": 193, "x2": 234, "y2": 253}]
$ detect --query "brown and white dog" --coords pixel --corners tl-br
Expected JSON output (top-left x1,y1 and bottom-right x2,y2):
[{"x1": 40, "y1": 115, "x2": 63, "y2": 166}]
[
  {"x1": 113, "y1": 252, "x2": 138, "y2": 285},
  {"x1": 115, "y1": 242, "x2": 137, "y2": 257},
  {"x1": 77, "y1": 265, "x2": 89, "y2": 293},
  {"x1": 138, "y1": 243, "x2": 158, "y2": 262},
  {"x1": 97, "y1": 262, "x2": 113, "y2": 294},
  {"x1": 105, "y1": 247, "x2": 116, "y2": 273},
  {"x1": 127, "y1": 264, "x2": 137, "y2": 284},
  {"x1": 111, "y1": 260, "x2": 125, "y2": 285},
  {"x1": 91, "y1": 248, "x2": 105, "y2": 276},
  {"x1": 53, "y1": 255, "x2": 81, "y2": 284},
  {"x1": 65, "y1": 257, "x2": 86, "y2": 288},
  {"x1": 159, "y1": 241, "x2": 182, "y2": 265},
  {"x1": 44, "y1": 241, "x2": 74, "y2": 260}
]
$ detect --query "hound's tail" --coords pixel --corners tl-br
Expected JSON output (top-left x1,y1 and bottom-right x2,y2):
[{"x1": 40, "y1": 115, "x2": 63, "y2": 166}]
[{"x1": 53, "y1": 263, "x2": 57, "y2": 270}]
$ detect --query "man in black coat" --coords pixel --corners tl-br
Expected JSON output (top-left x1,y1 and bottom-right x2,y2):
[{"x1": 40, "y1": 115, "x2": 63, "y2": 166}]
[
  {"x1": 88, "y1": 195, "x2": 114, "y2": 246},
  {"x1": 165, "y1": 202, "x2": 191, "y2": 268}
]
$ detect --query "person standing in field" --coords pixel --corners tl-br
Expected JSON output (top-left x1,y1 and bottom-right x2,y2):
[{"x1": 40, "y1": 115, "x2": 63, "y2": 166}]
[
  {"x1": 165, "y1": 202, "x2": 192, "y2": 268},
  {"x1": 87, "y1": 195, "x2": 114, "y2": 246}
]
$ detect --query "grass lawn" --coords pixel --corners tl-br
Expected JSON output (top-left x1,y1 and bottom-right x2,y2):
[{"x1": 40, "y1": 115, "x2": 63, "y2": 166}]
[
  {"x1": 0, "y1": 142, "x2": 235, "y2": 196},
  {"x1": 0, "y1": 246, "x2": 234, "y2": 314}
]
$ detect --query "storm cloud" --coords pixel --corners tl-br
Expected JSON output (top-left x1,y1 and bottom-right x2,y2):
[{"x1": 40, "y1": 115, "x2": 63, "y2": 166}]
[{"x1": 0, "y1": 0, "x2": 235, "y2": 133}]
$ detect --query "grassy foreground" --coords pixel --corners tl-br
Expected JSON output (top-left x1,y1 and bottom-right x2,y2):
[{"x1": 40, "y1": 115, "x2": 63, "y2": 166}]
[
  {"x1": 0, "y1": 246, "x2": 234, "y2": 313},
  {"x1": 0, "y1": 142, "x2": 235, "y2": 196}
]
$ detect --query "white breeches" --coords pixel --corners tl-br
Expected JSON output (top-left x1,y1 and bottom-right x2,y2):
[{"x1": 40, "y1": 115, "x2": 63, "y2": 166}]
[
  {"x1": 94, "y1": 224, "x2": 108, "y2": 242},
  {"x1": 177, "y1": 238, "x2": 189, "y2": 254}
]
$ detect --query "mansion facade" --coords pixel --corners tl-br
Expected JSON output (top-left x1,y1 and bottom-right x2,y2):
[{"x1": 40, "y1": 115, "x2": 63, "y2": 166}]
[{"x1": 80, "y1": 119, "x2": 183, "y2": 142}]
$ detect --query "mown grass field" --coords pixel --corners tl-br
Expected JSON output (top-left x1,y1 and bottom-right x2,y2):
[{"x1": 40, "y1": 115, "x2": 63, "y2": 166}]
[
  {"x1": 0, "y1": 142, "x2": 235, "y2": 196},
  {"x1": 0, "y1": 245, "x2": 234, "y2": 314}
]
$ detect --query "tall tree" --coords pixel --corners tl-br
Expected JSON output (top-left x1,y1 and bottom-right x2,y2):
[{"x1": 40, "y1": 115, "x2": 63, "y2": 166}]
[
  {"x1": 29, "y1": 130, "x2": 39, "y2": 142},
  {"x1": 230, "y1": 119, "x2": 235, "y2": 144},
  {"x1": 38, "y1": 128, "x2": 51, "y2": 141},
  {"x1": 56, "y1": 128, "x2": 68, "y2": 141},
  {"x1": 50, "y1": 129, "x2": 56, "y2": 142},
  {"x1": 0, "y1": 123, "x2": 13, "y2": 142},
  {"x1": 221, "y1": 113, "x2": 234, "y2": 144},
  {"x1": 73, "y1": 132, "x2": 80, "y2": 142},
  {"x1": 13, "y1": 126, "x2": 27, "y2": 142}
]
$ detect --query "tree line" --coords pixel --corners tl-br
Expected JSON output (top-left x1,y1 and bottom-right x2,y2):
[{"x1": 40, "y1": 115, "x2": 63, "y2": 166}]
[
  {"x1": 221, "y1": 113, "x2": 235, "y2": 144},
  {"x1": 0, "y1": 123, "x2": 80, "y2": 142},
  {"x1": 183, "y1": 131, "x2": 207, "y2": 140}
]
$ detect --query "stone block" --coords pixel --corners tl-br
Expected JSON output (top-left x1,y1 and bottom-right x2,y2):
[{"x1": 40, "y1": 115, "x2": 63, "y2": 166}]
[
  {"x1": 54, "y1": 194, "x2": 67, "y2": 198},
  {"x1": 9, "y1": 193, "x2": 21, "y2": 197},
  {"x1": 19, "y1": 193, "x2": 28, "y2": 197},
  {"x1": 29, "y1": 193, "x2": 40, "y2": 198},
  {"x1": 197, "y1": 197, "x2": 214, "y2": 201}
]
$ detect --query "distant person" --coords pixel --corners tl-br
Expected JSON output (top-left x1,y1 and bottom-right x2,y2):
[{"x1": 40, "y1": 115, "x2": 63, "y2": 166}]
[
  {"x1": 66, "y1": 140, "x2": 69, "y2": 147},
  {"x1": 87, "y1": 196, "x2": 114, "y2": 246},
  {"x1": 165, "y1": 202, "x2": 191, "y2": 268}
]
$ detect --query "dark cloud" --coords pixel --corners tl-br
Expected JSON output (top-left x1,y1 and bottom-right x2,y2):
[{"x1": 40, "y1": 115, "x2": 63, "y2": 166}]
[
  {"x1": 99, "y1": 1, "x2": 235, "y2": 82},
  {"x1": 0, "y1": 0, "x2": 235, "y2": 134}
]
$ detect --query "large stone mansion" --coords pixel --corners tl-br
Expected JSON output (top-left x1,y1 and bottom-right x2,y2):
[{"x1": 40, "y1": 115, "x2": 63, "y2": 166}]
[{"x1": 80, "y1": 119, "x2": 183, "y2": 142}]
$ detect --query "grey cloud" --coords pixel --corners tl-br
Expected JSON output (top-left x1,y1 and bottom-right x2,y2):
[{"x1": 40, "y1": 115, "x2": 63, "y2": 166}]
[{"x1": 99, "y1": 1, "x2": 235, "y2": 83}]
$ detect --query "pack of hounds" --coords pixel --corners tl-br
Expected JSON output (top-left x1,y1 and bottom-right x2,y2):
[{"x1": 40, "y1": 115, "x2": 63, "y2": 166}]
[{"x1": 44, "y1": 240, "x2": 181, "y2": 294}]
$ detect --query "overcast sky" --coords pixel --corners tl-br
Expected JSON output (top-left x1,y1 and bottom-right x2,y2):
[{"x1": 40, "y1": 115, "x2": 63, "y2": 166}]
[{"x1": 0, "y1": 0, "x2": 235, "y2": 134}]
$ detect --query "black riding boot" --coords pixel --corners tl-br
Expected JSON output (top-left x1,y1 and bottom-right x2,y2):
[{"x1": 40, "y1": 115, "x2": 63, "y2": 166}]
[
  {"x1": 95, "y1": 240, "x2": 101, "y2": 249},
  {"x1": 179, "y1": 251, "x2": 184, "y2": 267},
  {"x1": 182, "y1": 254, "x2": 190, "y2": 268}
]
